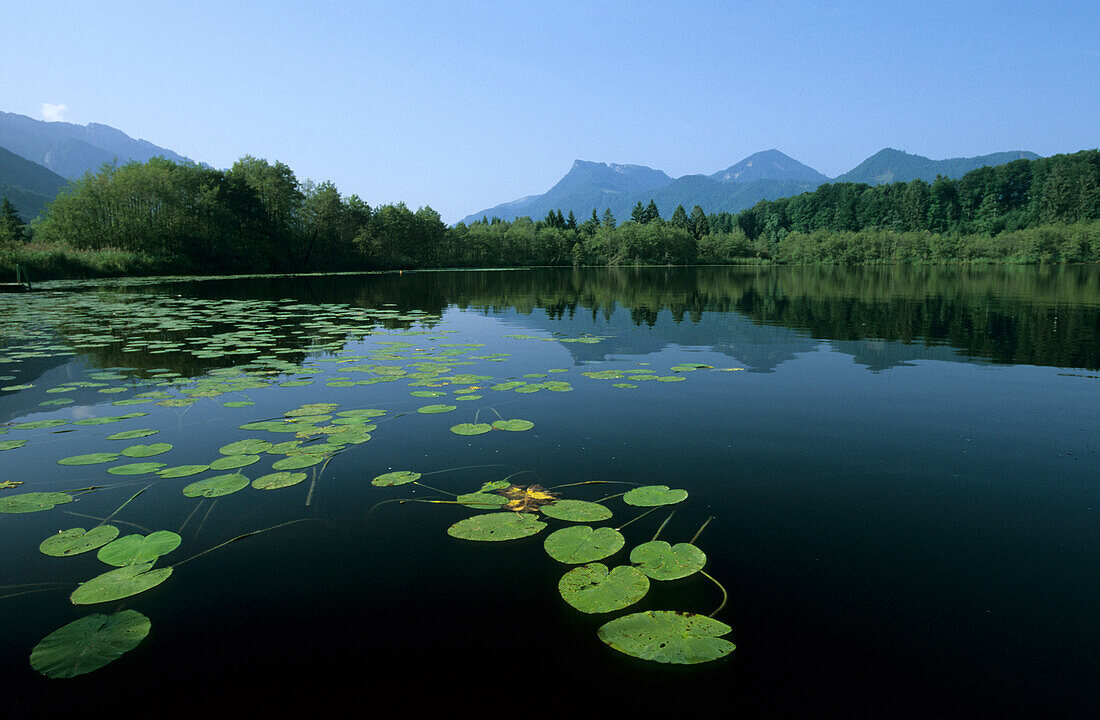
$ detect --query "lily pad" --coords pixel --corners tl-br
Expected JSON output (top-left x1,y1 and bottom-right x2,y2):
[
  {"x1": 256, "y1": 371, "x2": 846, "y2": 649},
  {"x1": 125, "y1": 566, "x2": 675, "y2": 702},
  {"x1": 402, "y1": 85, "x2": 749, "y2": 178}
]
[
  {"x1": 252, "y1": 472, "x2": 308, "y2": 490},
  {"x1": 491, "y1": 419, "x2": 534, "y2": 432},
  {"x1": 70, "y1": 562, "x2": 173, "y2": 605},
  {"x1": 629, "y1": 541, "x2": 707, "y2": 580},
  {"x1": 540, "y1": 499, "x2": 612, "y2": 523},
  {"x1": 447, "y1": 512, "x2": 546, "y2": 542},
  {"x1": 97, "y1": 531, "x2": 182, "y2": 567},
  {"x1": 597, "y1": 611, "x2": 735, "y2": 664},
  {"x1": 39, "y1": 526, "x2": 120, "y2": 557},
  {"x1": 120, "y1": 443, "x2": 173, "y2": 458},
  {"x1": 0, "y1": 492, "x2": 74, "y2": 514},
  {"x1": 58, "y1": 453, "x2": 120, "y2": 466},
  {"x1": 182, "y1": 473, "x2": 249, "y2": 498},
  {"x1": 622, "y1": 485, "x2": 689, "y2": 507},
  {"x1": 417, "y1": 404, "x2": 457, "y2": 414},
  {"x1": 107, "y1": 462, "x2": 167, "y2": 476},
  {"x1": 455, "y1": 492, "x2": 508, "y2": 510},
  {"x1": 544, "y1": 526, "x2": 625, "y2": 564},
  {"x1": 272, "y1": 455, "x2": 326, "y2": 470},
  {"x1": 219, "y1": 439, "x2": 273, "y2": 455},
  {"x1": 371, "y1": 470, "x2": 421, "y2": 487},
  {"x1": 450, "y1": 423, "x2": 492, "y2": 436},
  {"x1": 0, "y1": 439, "x2": 27, "y2": 451},
  {"x1": 209, "y1": 454, "x2": 261, "y2": 470},
  {"x1": 157, "y1": 464, "x2": 209, "y2": 478},
  {"x1": 558, "y1": 563, "x2": 650, "y2": 614},
  {"x1": 29, "y1": 610, "x2": 151, "y2": 678},
  {"x1": 106, "y1": 429, "x2": 159, "y2": 440}
]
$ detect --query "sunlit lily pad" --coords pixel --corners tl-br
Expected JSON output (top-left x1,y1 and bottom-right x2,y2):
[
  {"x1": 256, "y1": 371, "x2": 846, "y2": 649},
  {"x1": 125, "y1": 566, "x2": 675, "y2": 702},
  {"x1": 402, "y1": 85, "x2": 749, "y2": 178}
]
[
  {"x1": 447, "y1": 512, "x2": 546, "y2": 541},
  {"x1": 540, "y1": 499, "x2": 612, "y2": 523},
  {"x1": 417, "y1": 404, "x2": 457, "y2": 414},
  {"x1": 107, "y1": 462, "x2": 167, "y2": 476},
  {"x1": 622, "y1": 485, "x2": 689, "y2": 507},
  {"x1": 70, "y1": 562, "x2": 173, "y2": 605},
  {"x1": 544, "y1": 526, "x2": 625, "y2": 564},
  {"x1": 209, "y1": 454, "x2": 261, "y2": 470},
  {"x1": 558, "y1": 563, "x2": 650, "y2": 613},
  {"x1": 252, "y1": 472, "x2": 308, "y2": 490},
  {"x1": 450, "y1": 423, "x2": 492, "y2": 436},
  {"x1": 272, "y1": 454, "x2": 327, "y2": 470},
  {"x1": 182, "y1": 473, "x2": 249, "y2": 498},
  {"x1": 157, "y1": 464, "x2": 209, "y2": 478},
  {"x1": 106, "y1": 429, "x2": 159, "y2": 440},
  {"x1": 597, "y1": 611, "x2": 735, "y2": 664},
  {"x1": 0, "y1": 492, "x2": 74, "y2": 513},
  {"x1": 219, "y1": 439, "x2": 273, "y2": 455},
  {"x1": 629, "y1": 541, "x2": 706, "y2": 580},
  {"x1": 410, "y1": 391, "x2": 446, "y2": 398},
  {"x1": 491, "y1": 419, "x2": 534, "y2": 432},
  {"x1": 0, "y1": 439, "x2": 27, "y2": 451},
  {"x1": 58, "y1": 453, "x2": 120, "y2": 466},
  {"x1": 40, "y1": 526, "x2": 120, "y2": 557},
  {"x1": 29, "y1": 610, "x2": 151, "y2": 678},
  {"x1": 97, "y1": 531, "x2": 182, "y2": 567},
  {"x1": 372, "y1": 470, "x2": 421, "y2": 487},
  {"x1": 455, "y1": 492, "x2": 508, "y2": 509},
  {"x1": 120, "y1": 443, "x2": 173, "y2": 458}
]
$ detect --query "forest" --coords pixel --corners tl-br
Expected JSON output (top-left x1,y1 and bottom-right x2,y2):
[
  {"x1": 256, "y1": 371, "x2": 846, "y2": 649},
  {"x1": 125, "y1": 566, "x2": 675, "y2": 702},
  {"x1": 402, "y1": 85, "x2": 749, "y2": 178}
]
[{"x1": 1, "y1": 149, "x2": 1097, "y2": 278}]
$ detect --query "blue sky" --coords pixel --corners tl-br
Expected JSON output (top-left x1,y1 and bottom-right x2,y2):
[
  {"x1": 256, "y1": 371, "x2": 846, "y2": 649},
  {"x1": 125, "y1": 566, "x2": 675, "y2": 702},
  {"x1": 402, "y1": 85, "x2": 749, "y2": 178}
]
[{"x1": 3, "y1": 1, "x2": 1097, "y2": 222}]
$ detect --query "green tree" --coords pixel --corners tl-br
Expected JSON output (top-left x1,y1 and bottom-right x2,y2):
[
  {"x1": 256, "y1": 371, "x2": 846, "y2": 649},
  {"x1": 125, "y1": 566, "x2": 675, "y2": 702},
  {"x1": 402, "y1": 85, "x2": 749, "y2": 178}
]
[
  {"x1": 602, "y1": 208, "x2": 616, "y2": 229},
  {"x1": 0, "y1": 198, "x2": 26, "y2": 243},
  {"x1": 670, "y1": 204, "x2": 689, "y2": 230},
  {"x1": 643, "y1": 199, "x2": 660, "y2": 223},
  {"x1": 689, "y1": 205, "x2": 709, "y2": 239},
  {"x1": 630, "y1": 201, "x2": 646, "y2": 224}
]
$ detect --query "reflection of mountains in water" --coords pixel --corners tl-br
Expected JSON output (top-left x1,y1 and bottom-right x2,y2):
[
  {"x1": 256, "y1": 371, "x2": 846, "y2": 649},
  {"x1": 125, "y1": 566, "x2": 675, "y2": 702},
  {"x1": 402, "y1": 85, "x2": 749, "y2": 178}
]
[{"x1": 490, "y1": 305, "x2": 974, "y2": 372}]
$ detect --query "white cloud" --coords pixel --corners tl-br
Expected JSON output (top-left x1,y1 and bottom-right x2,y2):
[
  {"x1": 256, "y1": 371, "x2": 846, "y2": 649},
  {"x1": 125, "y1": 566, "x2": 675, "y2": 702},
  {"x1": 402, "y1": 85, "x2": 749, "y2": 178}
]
[{"x1": 41, "y1": 103, "x2": 68, "y2": 122}]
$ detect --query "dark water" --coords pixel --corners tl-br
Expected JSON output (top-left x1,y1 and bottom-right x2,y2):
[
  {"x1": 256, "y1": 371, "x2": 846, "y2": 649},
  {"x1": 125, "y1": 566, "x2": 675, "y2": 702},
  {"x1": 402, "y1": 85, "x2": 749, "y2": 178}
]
[{"x1": 0, "y1": 266, "x2": 1097, "y2": 717}]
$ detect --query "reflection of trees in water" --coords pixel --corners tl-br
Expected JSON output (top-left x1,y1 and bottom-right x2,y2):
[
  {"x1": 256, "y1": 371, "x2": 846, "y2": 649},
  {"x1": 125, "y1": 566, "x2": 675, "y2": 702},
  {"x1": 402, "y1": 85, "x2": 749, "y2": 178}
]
[{"x1": 83, "y1": 266, "x2": 1100, "y2": 371}]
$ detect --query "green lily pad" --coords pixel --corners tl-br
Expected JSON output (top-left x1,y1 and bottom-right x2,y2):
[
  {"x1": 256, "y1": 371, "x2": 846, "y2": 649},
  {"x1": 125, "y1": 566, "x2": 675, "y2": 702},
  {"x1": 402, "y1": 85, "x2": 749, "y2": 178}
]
[
  {"x1": 219, "y1": 439, "x2": 274, "y2": 455},
  {"x1": 157, "y1": 464, "x2": 209, "y2": 478},
  {"x1": 106, "y1": 429, "x2": 159, "y2": 440},
  {"x1": 417, "y1": 404, "x2": 457, "y2": 414},
  {"x1": 372, "y1": 470, "x2": 421, "y2": 487},
  {"x1": 182, "y1": 473, "x2": 249, "y2": 498},
  {"x1": 11, "y1": 419, "x2": 69, "y2": 430},
  {"x1": 120, "y1": 443, "x2": 173, "y2": 458},
  {"x1": 656, "y1": 376, "x2": 686, "y2": 382},
  {"x1": 209, "y1": 454, "x2": 261, "y2": 470},
  {"x1": 29, "y1": 610, "x2": 151, "y2": 678},
  {"x1": 58, "y1": 453, "x2": 120, "y2": 466},
  {"x1": 455, "y1": 492, "x2": 508, "y2": 509},
  {"x1": 544, "y1": 526, "x2": 625, "y2": 564},
  {"x1": 622, "y1": 485, "x2": 689, "y2": 507},
  {"x1": 450, "y1": 423, "x2": 492, "y2": 436},
  {"x1": 96, "y1": 531, "x2": 182, "y2": 567},
  {"x1": 252, "y1": 472, "x2": 308, "y2": 490},
  {"x1": 410, "y1": 391, "x2": 446, "y2": 398},
  {"x1": 0, "y1": 439, "x2": 28, "y2": 451},
  {"x1": 597, "y1": 611, "x2": 735, "y2": 664},
  {"x1": 39, "y1": 526, "x2": 120, "y2": 557},
  {"x1": 223, "y1": 401, "x2": 255, "y2": 407},
  {"x1": 540, "y1": 499, "x2": 612, "y2": 523},
  {"x1": 70, "y1": 562, "x2": 173, "y2": 605},
  {"x1": 447, "y1": 512, "x2": 546, "y2": 541},
  {"x1": 558, "y1": 563, "x2": 650, "y2": 614},
  {"x1": 272, "y1": 455, "x2": 327, "y2": 470},
  {"x1": 629, "y1": 541, "x2": 707, "y2": 580},
  {"x1": 107, "y1": 462, "x2": 167, "y2": 476},
  {"x1": 491, "y1": 419, "x2": 534, "y2": 432},
  {"x1": 0, "y1": 492, "x2": 74, "y2": 514}
]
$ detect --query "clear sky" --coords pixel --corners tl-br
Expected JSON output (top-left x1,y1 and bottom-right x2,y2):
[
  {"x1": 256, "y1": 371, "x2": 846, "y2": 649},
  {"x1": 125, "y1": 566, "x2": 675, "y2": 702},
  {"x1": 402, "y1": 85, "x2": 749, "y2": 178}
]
[{"x1": 3, "y1": 1, "x2": 1097, "y2": 222}]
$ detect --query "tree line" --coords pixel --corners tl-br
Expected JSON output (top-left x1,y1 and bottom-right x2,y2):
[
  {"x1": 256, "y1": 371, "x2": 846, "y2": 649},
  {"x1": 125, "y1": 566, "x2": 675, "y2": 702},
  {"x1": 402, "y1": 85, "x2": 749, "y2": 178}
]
[{"x1": 3, "y1": 149, "x2": 1097, "y2": 274}]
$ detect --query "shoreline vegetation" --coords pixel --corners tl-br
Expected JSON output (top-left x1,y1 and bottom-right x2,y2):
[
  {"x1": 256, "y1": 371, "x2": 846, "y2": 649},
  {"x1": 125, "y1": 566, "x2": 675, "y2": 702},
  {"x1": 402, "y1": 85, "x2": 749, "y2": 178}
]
[{"x1": 1, "y1": 150, "x2": 1097, "y2": 281}]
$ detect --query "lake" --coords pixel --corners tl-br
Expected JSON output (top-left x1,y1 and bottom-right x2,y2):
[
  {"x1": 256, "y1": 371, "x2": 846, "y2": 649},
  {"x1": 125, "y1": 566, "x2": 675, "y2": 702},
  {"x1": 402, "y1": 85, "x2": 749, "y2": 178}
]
[{"x1": 1, "y1": 266, "x2": 1097, "y2": 716}]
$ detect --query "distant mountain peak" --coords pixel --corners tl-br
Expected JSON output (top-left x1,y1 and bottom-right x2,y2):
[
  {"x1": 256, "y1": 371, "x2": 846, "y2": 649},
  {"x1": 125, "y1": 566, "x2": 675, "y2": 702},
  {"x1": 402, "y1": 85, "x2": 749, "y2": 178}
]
[
  {"x1": 710, "y1": 149, "x2": 829, "y2": 185},
  {"x1": 835, "y1": 148, "x2": 1040, "y2": 185}
]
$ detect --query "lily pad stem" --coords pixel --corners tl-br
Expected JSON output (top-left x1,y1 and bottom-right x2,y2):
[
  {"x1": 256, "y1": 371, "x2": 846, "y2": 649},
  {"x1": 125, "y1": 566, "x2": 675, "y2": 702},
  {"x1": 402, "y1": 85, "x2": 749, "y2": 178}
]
[
  {"x1": 700, "y1": 570, "x2": 728, "y2": 617},
  {"x1": 689, "y1": 516, "x2": 714, "y2": 545},
  {"x1": 547, "y1": 480, "x2": 637, "y2": 491},
  {"x1": 194, "y1": 500, "x2": 217, "y2": 538},
  {"x1": 616, "y1": 506, "x2": 659, "y2": 532},
  {"x1": 596, "y1": 491, "x2": 627, "y2": 503},
  {"x1": 96, "y1": 483, "x2": 153, "y2": 528},
  {"x1": 412, "y1": 481, "x2": 456, "y2": 496},
  {"x1": 420, "y1": 464, "x2": 510, "y2": 477},
  {"x1": 64, "y1": 512, "x2": 150, "y2": 533},
  {"x1": 177, "y1": 500, "x2": 204, "y2": 534},
  {"x1": 171, "y1": 519, "x2": 314, "y2": 569},
  {"x1": 651, "y1": 511, "x2": 676, "y2": 542}
]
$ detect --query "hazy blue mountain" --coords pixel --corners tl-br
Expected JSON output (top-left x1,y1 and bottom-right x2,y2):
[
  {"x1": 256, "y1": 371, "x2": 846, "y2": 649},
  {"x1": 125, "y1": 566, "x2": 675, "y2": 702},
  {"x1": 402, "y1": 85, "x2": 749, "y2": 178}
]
[
  {"x1": 0, "y1": 111, "x2": 194, "y2": 179},
  {"x1": 0, "y1": 145, "x2": 69, "y2": 220},
  {"x1": 833, "y1": 148, "x2": 1040, "y2": 185},
  {"x1": 463, "y1": 160, "x2": 673, "y2": 224},
  {"x1": 710, "y1": 149, "x2": 829, "y2": 185},
  {"x1": 463, "y1": 151, "x2": 827, "y2": 224}
]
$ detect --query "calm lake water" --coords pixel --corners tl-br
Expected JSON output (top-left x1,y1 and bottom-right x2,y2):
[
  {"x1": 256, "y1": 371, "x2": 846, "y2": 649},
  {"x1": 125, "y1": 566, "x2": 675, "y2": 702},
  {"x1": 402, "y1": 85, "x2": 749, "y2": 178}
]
[{"x1": 1, "y1": 266, "x2": 1097, "y2": 716}]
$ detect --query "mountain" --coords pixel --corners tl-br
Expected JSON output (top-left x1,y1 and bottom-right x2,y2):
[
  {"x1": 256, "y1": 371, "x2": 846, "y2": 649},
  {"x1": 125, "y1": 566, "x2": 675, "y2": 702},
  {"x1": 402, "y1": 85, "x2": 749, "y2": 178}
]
[
  {"x1": 710, "y1": 149, "x2": 830, "y2": 185},
  {"x1": 646, "y1": 175, "x2": 819, "y2": 219},
  {"x1": 463, "y1": 160, "x2": 673, "y2": 224},
  {"x1": 0, "y1": 145, "x2": 69, "y2": 220},
  {"x1": 0, "y1": 111, "x2": 195, "y2": 179},
  {"x1": 833, "y1": 148, "x2": 1041, "y2": 185}
]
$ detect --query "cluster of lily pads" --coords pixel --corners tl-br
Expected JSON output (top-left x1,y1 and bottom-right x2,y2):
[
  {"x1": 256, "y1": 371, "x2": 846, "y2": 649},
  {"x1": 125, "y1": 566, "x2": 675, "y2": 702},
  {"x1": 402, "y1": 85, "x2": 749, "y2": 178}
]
[
  {"x1": 1, "y1": 286, "x2": 741, "y2": 679},
  {"x1": 371, "y1": 470, "x2": 734, "y2": 664}
]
